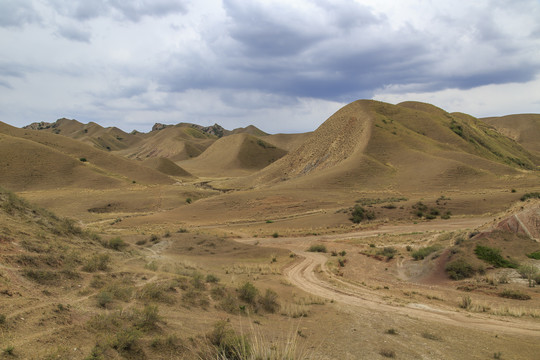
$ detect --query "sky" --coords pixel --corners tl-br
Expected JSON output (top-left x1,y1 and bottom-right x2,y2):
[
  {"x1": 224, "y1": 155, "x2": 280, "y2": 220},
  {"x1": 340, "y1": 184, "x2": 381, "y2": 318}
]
[{"x1": 1, "y1": 0, "x2": 539, "y2": 134}]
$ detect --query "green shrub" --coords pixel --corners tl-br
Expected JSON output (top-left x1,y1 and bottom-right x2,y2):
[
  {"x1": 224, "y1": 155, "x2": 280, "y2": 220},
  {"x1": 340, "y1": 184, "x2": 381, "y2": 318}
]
[
  {"x1": 272, "y1": 232, "x2": 279, "y2": 238},
  {"x1": 134, "y1": 304, "x2": 161, "y2": 331},
  {"x1": 259, "y1": 289, "x2": 280, "y2": 313},
  {"x1": 499, "y1": 289, "x2": 531, "y2": 300},
  {"x1": 111, "y1": 328, "x2": 141, "y2": 351},
  {"x1": 377, "y1": 247, "x2": 397, "y2": 259},
  {"x1": 22, "y1": 269, "x2": 59, "y2": 284},
  {"x1": 307, "y1": 244, "x2": 327, "y2": 253},
  {"x1": 149, "y1": 234, "x2": 160, "y2": 242},
  {"x1": 79, "y1": 157, "x2": 87, "y2": 162},
  {"x1": 186, "y1": 198, "x2": 192, "y2": 204},
  {"x1": 526, "y1": 250, "x2": 540, "y2": 260},
  {"x1": 3, "y1": 345, "x2": 14, "y2": 356},
  {"x1": 474, "y1": 245, "x2": 518, "y2": 268},
  {"x1": 106, "y1": 237, "x2": 127, "y2": 251},
  {"x1": 445, "y1": 259, "x2": 475, "y2": 280},
  {"x1": 520, "y1": 192, "x2": 540, "y2": 201},
  {"x1": 518, "y1": 264, "x2": 539, "y2": 287},
  {"x1": 238, "y1": 282, "x2": 258, "y2": 304},
  {"x1": 350, "y1": 205, "x2": 375, "y2": 223},
  {"x1": 385, "y1": 328, "x2": 398, "y2": 335},
  {"x1": 411, "y1": 245, "x2": 441, "y2": 260},
  {"x1": 206, "y1": 274, "x2": 220, "y2": 283},
  {"x1": 82, "y1": 254, "x2": 110, "y2": 272},
  {"x1": 208, "y1": 321, "x2": 250, "y2": 360},
  {"x1": 96, "y1": 291, "x2": 113, "y2": 308}
]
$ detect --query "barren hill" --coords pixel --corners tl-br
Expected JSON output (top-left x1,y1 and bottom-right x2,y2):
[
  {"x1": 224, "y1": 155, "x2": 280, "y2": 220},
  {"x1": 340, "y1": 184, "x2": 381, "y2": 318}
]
[
  {"x1": 482, "y1": 114, "x2": 540, "y2": 161},
  {"x1": 141, "y1": 157, "x2": 195, "y2": 178},
  {"x1": 0, "y1": 122, "x2": 174, "y2": 191},
  {"x1": 178, "y1": 133, "x2": 287, "y2": 177},
  {"x1": 117, "y1": 125, "x2": 217, "y2": 161},
  {"x1": 24, "y1": 118, "x2": 142, "y2": 151},
  {"x1": 221, "y1": 100, "x2": 538, "y2": 191}
]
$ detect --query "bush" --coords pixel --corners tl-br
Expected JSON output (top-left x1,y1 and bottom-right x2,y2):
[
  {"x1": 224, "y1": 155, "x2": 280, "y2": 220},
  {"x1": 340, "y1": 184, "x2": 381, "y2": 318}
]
[
  {"x1": 185, "y1": 198, "x2": 192, "y2": 204},
  {"x1": 499, "y1": 289, "x2": 531, "y2": 300},
  {"x1": 112, "y1": 328, "x2": 141, "y2": 351},
  {"x1": 259, "y1": 289, "x2": 280, "y2": 313},
  {"x1": 307, "y1": 244, "x2": 327, "y2": 253},
  {"x1": 238, "y1": 282, "x2": 258, "y2": 304},
  {"x1": 518, "y1": 264, "x2": 539, "y2": 287},
  {"x1": 377, "y1": 247, "x2": 397, "y2": 259},
  {"x1": 106, "y1": 237, "x2": 127, "y2": 251},
  {"x1": 526, "y1": 250, "x2": 540, "y2": 260},
  {"x1": 520, "y1": 192, "x2": 540, "y2": 201},
  {"x1": 474, "y1": 245, "x2": 518, "y2": 268},
  {"x1": 350, "y1": 205, "x2": 375, "y2": 223},
  {"x1": 272, "y1": 232, "x2": 279, "y2": 238},
  {"x1": 445, "y1": 259, "x2": 475, "y2": 280},
  {"x1": 96, "y1": 291, "x2": 113, "y2": 308},
  {"x1": 82, "y1": 254, "x2": 110, "y2": 272},
  {"x1": 208, "y1": 321, "x2": 250, "y2": 360},
  {"x1": 0, "y1": 314, "x2": 6, "y2": 325},
  {"x1": 206, "y1": 274, "x2": 220, "y2": 283},
  {"x1": 133, "y1": 304, "x2": 161, "y2": 331},
  {"x1": 79, "y1": 157, "x2": 87, "y2": 162},
  {"x1": 411, "y1": 245, "x2": 441, "y2": 260}
]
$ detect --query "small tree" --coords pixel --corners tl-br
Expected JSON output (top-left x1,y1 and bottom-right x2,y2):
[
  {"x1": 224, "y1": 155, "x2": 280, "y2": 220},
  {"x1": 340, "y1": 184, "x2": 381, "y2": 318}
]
[{"x1": 518, "y1": 264, "x2": 539, "y2": 287}]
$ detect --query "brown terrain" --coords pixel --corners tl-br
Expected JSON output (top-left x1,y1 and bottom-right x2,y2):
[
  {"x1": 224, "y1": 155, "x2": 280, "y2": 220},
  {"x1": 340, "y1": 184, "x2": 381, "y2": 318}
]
[{"x1": 1, "y1": 99, "x2": 539, "y2": 359}]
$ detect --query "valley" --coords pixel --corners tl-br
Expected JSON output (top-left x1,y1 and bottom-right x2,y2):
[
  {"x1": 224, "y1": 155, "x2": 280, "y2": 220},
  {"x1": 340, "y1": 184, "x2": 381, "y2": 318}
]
[{"x1": 1, "y1": 100, "x2": 539, "y2": 359}]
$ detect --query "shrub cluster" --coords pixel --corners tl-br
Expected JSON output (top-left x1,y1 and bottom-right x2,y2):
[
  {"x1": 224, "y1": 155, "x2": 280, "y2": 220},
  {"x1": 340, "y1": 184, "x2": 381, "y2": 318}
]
[
  {"x1": 474, "y1": 245, "x2": 518, "y2": 268},
  {"x1": 411, "y1": 245, "x2": 441, "y2": 260},
  {"x1": 445, "y1": 258, "x2": 475, "y2": 280},
  {"x1": 350, "y1": 205, "x2": 375, "y2": 223}
]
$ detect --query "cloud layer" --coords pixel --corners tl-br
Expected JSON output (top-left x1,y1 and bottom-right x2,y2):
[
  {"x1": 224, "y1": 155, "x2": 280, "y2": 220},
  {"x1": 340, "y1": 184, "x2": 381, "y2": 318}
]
[{"x1": 1, "y1": 0, "x2": 539, "y2": 133}]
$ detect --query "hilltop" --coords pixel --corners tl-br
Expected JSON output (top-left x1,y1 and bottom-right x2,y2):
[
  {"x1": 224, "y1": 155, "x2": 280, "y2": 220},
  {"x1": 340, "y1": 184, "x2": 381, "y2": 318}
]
[{"x1": 220, "y1": 100, "x2": 538, "y2": 191}]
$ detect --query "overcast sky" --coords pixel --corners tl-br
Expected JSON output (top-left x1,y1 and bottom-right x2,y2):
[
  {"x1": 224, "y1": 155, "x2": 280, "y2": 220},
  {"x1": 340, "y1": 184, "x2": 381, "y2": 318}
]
[{"x1": 1, "y1": 0, "x2": 539, "y2": 133}]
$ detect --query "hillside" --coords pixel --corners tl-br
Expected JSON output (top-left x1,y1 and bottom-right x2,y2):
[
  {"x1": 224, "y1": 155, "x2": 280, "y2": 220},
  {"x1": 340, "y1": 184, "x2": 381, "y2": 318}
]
[
  {"x1": 222, "y1": 100, "x2": 538, "y2": 191},
  {"x1": 482, "y1": 114, "x2": 540, "y2": 161},
  {"x1": 141, "y1": 157, "x2": 195, "y2": 178},
  {"x1": 24, "y1": 118, "x2": 142, "y2": 151},
  {"x1": 178, "y1": 133, "x2": 288, "y2": 177},
  {"x1": 0, "y1": 122, "x2": 174, "y2": 191}
]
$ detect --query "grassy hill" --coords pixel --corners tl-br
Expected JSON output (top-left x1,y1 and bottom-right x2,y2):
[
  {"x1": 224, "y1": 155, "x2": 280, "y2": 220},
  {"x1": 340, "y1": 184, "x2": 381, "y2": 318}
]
[
  {"x1": 0, "y1": 122, "x2": 174, "y2": 191},
  {"x1": 482, "y1": 114, "x2": 540, "y2": 161},
  {"x1": 223, "y1": 100, "x2": 538, "y2": 191}
]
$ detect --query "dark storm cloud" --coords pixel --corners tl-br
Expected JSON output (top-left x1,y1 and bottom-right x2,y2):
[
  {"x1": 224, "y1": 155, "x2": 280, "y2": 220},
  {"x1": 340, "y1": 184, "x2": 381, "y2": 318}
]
[
  {"x1": 0, "y1": 0, "x2": 41, "y2": 27},
  {"x1": 155, "y1": 0, "x2": 540, "y2": 106},
  {"x1": 159, "y1": 0, "x2": 432, "y2": 102}
]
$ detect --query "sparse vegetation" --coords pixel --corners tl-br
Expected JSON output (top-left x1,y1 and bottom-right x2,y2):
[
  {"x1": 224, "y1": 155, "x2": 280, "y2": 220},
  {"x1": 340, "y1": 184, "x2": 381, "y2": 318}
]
[
  {"x1": 411, "y1": 245, "x2": 441, "y2": 260},
  {"x1": 474, "y1": 245, "x2": 518, "y2": 268},
  {"x1": 350, "y1": 204, "x2": 376, "y2": 223},
  {"x1": 520, "y1": 192, "x2": 540, "y2": 201},
  {"x1": 105, "y1": 237, "x2": 127, "y2": 251},
  {"x1": 238, "y1": 282, "x2": 259, "y2": 304},
  {"x1": 377, "y1": 247, "x2": 397, "y2": 259},
  {"x1": 446, "y1": 258, "x2": 476, "y2": 280},
  {"x1": 308, "y1": 244, "x2": 327, "y2": 253},
  {"x1": 526, "y1": 250, "x2": 540, "y2": 260},
  {"x1": 499, "y1": 289, "x2": 531, "y2": 300},
  {"x1": 518, "y1": 264, "x2": 539, "y2": 287}
]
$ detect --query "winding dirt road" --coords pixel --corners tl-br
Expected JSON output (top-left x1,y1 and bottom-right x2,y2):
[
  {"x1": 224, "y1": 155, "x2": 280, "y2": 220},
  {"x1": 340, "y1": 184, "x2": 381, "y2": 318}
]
[{"x1": 238, "y1": 217, "x2": 540, "y2": 338}]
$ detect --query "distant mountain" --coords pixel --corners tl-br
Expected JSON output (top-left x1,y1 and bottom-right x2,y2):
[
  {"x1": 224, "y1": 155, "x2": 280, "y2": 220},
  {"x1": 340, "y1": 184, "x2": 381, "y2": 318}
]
[
  {"x1": 24, "y1": 119, "x2": 272, "y2": 162},
  {"x1": 0, "y1": 121, "x2": 174, "y2": 191}
]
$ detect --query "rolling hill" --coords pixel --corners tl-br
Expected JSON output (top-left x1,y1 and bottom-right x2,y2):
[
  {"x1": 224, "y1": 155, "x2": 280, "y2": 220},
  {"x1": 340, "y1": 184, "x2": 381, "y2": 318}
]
[
  {"x1": 482, "y1": 114, "x2": 540, "y2": 161},
  {"x1": 0, "y1": 121, "x2": 175, "y2": 191},
  {"x1": 178, "y1": 133, "x2": 288, "y2": 177},
  {"x1": 221, "y1": 100, "x2": 538, "y2": 191}
]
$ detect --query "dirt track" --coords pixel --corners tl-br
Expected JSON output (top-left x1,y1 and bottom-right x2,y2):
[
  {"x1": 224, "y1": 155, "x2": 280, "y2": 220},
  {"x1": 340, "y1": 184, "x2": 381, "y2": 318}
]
[{"x1": 238, "y1": 217, "x2": 540, "y2": 338}]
